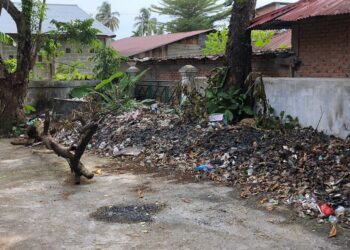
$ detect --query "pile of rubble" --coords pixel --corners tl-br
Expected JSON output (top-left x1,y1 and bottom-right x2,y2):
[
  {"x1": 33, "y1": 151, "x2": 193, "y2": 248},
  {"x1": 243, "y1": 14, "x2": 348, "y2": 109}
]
[{"x1": 54, "y1": 105, "x2": 350, "y2": 226}]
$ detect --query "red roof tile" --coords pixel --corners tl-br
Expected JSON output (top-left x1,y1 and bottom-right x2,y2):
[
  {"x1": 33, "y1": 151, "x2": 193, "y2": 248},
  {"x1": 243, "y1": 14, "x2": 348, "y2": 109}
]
[
  {"x1": 111, "y1": 30, "x2": 213, "y2": 57},
  {"x1": 250, "y1": 0, "x2": 350, "y2": 29}
]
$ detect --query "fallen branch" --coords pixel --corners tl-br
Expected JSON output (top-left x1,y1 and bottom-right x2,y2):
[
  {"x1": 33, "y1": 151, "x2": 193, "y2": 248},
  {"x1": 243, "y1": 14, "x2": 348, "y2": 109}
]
[
  {"x1": 32, "y1": 149, "x2": 55, "y2": 154},
  {"x1": 35, "y1": 110, "x2": 97, "y2": 184}
]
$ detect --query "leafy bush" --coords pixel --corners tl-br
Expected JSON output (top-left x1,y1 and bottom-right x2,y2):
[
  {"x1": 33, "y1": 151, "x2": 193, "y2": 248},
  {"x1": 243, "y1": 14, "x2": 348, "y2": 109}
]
[
  {"x1": 202, "y1": 28, "x2": 228, "y2": 56},
  {"x1": 206, "y1": 68, "x2": 253, "y2": 123},
  {"x1": 70, "y1": 69, "x2": 149, "y2": 110},
  {"x1": 256, "y1": 108, "x2": 300, "y2": 130},
  {"x1": 90, "y1": 44, "x2": 127, "y2": 80},
  {"x1": 0, "y1": 32, "x2": 16, "y2": 47},
  {"x1": 3, "y1": 58, "x2": 17, "y2": 73},
  {"x1": 23, "y1": 105, "x2": 36, "y2": 115},
  {"x1": 202, "y1": 29, "x2": 277, "y2": 56},
  {"x1": 251, "y1": 30, "x2": 275, "y2": 47},
  {"x1": 54, "y1": 60, "x2": 92, "y2": 81}
]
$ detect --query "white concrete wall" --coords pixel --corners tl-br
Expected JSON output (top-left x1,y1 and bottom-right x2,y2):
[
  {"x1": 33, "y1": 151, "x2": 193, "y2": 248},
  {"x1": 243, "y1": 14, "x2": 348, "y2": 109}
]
[{"x1": 263, "y1": 77, "x2": 350, "y2": 139}]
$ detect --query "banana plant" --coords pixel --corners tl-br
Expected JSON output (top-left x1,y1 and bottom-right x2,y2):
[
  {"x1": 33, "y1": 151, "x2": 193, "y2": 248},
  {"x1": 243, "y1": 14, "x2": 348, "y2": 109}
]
[
  {"x1": 70, "y1": 68, "x2": 149, "y2": 110},
  {"x1": 0, "y1": 32, "x2": 16, "y2": 47}
]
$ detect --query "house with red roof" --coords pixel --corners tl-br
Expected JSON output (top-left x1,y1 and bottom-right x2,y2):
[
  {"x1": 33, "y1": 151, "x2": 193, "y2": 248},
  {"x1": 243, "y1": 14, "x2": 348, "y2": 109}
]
[
  {"x1": 250, "y1": 0, "x2": 350, "y2": 138},
  {"x1": 250, "y1": 0, "x2": 350, "y2": 78},
  {"x1": 112, "y1": 30, "x2": 213, "y2": 59}
]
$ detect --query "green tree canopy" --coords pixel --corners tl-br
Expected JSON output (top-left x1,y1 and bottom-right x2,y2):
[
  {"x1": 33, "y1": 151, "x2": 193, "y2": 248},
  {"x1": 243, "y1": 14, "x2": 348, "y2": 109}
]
[
  {"x1": 151, "y1": 0, "x2": 230, "y2": 33},
  {"x1": 96, "y1": 1, "x2": 120, "y2": 32},
  {"x1": 202, "y1": 28, "x2": 277, "y2": 56}
]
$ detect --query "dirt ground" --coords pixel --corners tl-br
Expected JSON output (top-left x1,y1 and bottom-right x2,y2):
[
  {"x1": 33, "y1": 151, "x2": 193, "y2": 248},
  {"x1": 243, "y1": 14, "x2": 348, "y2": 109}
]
[{"x1": 0, "y1": 139, "x2": 347, "y2": 250}]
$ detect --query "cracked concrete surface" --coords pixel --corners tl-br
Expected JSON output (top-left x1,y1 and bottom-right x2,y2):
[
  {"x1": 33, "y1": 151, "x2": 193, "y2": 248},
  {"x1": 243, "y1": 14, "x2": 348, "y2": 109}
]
[{"x1": 0, "y1": 139, "x2": 342, "y2": 250}]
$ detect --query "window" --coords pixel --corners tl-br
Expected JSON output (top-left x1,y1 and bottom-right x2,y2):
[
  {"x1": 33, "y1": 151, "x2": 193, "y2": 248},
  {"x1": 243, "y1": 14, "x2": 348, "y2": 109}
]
[
  {"x1": 89, "y1": 48, "x2": 95, "y2": 53},
  {"x1": 66, "y1": 48, "x2": 71, "y2": 53},
  {"x1": 38, "y1": 55, "x2": 43, "y2": 62}
]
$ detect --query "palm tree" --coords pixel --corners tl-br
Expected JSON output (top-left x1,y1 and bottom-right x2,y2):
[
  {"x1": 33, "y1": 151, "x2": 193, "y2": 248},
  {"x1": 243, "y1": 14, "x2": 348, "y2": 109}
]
[
  {"x1": 96, "y1": 2, "x2": 120, "y2": 32},
  {"x1": 134, "y1": 8, "x2": 159, "y2": 36}
]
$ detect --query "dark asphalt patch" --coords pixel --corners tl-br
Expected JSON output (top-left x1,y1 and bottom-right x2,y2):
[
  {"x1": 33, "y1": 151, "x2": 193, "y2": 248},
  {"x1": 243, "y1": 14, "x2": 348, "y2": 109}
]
[{"x1": 90, "y1": 203, "x2": 165, "y2": 223}]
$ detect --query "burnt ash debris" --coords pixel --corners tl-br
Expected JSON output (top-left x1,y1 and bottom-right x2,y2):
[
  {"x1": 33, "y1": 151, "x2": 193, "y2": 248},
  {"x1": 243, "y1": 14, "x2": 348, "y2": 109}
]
[{"x1": 54, "y1": 105, "x2": 350, "y2": 226}]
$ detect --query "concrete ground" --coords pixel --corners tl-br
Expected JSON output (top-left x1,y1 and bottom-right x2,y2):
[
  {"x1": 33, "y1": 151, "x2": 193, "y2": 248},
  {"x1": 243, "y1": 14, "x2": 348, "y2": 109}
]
[{"x1": 0, "y1": 139, "x2": 344, "y2": 250}]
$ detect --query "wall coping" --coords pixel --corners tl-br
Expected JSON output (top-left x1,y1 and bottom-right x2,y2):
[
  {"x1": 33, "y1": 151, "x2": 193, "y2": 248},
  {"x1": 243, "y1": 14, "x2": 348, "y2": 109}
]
[
  {"x1": 29, "y1": 80, "x2": 99, "y2": 88},
  {"x1": 263, "y1": 77, "x2": 350, "y2": 85}
]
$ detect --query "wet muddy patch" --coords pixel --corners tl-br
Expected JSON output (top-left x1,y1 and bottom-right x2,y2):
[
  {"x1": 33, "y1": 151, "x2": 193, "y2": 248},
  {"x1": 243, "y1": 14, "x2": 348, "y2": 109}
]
[{"x1": 90, "y1": 203, "x2": 165, "y2": 223}]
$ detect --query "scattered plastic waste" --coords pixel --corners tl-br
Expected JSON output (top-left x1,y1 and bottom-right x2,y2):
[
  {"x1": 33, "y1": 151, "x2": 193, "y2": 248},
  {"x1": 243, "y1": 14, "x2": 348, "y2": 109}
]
[
  {"x1": 320, "y1": 203, "x2": 334, "y2": 217},
  {"x1": 195, "y1": 164, "x2": 214, "y2": 172},
  {"x1": 328, "y1": 225, "x2": 337, "y2": 238},
  {"x1": 334, "y1": 206, "x2": 345, "y2": 217},
  {"x1": 247, "y1": 165, "x2": 254, "y2": 176},
  {"x1": 209, "y1": 113, "x2": 224, "y2": 122},
  {"x1": 328, "y1": 215, "x2": 337, "y2": 224},
  {"x1": 150, "y1": 103, "x2": 158, "y2": 113},
  {"x1": 53, "y1": 103, "x2": 350, "y2": 226},
  {"x1": 112, "y1": 146, "x2": 120, "y2": 156},
  {"x1": 131, "y1": 110, "x2": 141, "y2": 120},
  {"x1": 113, "y1": 147, "x2": 143, "y2": 157},
  {"x1": 99, "y1": 141, "x2": 107, "y2": 149}
]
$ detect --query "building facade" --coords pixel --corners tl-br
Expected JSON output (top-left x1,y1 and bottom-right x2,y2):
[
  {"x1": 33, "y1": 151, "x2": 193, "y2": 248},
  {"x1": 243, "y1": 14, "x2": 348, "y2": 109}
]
[{"x1": 0, "y1": 3, "x2": 115, "y2": 79}]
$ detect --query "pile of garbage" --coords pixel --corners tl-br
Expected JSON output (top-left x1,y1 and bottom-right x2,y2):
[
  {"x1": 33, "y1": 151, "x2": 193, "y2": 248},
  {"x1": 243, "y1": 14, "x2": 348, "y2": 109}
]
[{"x1": 54, "y1": 105, "x2": 350, "y2": 226}]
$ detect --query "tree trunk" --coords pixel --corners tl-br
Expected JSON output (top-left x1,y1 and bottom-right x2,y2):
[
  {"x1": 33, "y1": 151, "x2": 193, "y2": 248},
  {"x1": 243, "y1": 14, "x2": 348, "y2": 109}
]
[
  {"x1": 0, "y1": 0, "x2": 35, "y2": 134},
  {"x1": 0, "y1": 76, "x2": 27, "y2": 134},
  {"x1": 225, "y1": 0, "x2": 257, "y2": 88}
]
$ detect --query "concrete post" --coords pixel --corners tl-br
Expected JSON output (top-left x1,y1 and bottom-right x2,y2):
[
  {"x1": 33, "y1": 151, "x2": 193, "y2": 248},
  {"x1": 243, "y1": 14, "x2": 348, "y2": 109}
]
[
  {"x1": 126, "y1": 65, "x2": 140, "y2": 98},
  {"x1": 178, "y1": 65, "x2": 198, "y2": 107},
  {"x1": 179, "y1": 65, "x2": 198, "y2": 87}
]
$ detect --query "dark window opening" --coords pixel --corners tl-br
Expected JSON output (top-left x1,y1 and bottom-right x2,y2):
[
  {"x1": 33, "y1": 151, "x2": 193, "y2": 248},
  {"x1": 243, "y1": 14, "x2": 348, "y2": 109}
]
[
  {"x1": 66, "y1": 48, "x2": 71, "y2": 53},
  {"x1": 38, "y1": 55, "x2": 43, "y2": 62}
]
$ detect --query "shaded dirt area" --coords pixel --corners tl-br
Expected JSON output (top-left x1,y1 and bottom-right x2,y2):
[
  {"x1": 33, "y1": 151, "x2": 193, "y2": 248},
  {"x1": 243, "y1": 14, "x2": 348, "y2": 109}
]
[{"x1": 0, "y1": 139, "x2": 349, "y2": 249}]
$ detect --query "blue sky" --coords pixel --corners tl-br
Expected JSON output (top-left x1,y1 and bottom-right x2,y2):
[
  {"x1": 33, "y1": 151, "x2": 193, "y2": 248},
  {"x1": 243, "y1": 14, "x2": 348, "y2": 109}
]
[{"x1": 45, "y1": 0, "x2": 297, "y2": 39}]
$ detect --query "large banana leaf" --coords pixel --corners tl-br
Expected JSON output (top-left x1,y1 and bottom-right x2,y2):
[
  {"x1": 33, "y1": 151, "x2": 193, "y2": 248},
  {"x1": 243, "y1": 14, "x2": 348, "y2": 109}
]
[
  {"x1": 95, "y1": 72, "x2": 124, "y2": 90},
  {"x1": 0, "y1": 32, "x2": 16, "y2": 47}
]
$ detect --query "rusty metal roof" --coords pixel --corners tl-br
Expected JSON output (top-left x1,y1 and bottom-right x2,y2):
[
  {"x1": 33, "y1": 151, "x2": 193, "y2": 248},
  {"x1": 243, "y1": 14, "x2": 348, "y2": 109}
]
[
  {"x1": 253, "y1": 30, "x2": 291, "y2": 52},
  {"x1": 111, "y1": 30, "x2": 213, "y2": 57},
  {"x1": 132, "y1": 30, "x2": 292, "y2": 63},
  {"x1": 250, "y1": 0, "x2": 350, "y2": 29}
]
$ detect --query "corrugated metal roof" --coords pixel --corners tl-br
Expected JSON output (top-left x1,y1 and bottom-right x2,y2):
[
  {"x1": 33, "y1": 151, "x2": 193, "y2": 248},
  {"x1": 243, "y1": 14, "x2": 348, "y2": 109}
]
[
  {"x1": 250, "y1": 0, "x2": 350, "y2": 29},
  {"x1": 133, "y1": 54, "x2": 223, "y2": 63},
  {"x1": 0, "y1": 3, "x2": 115, "y2": 37},
  {"x1": 253, "y1": 30, "x2": 291, "y2": 53},
  {"x1": 132, "y1": 30, "x2": 292, "y2": 62},
  {"x1": 111, "y1": 30, "x2": 213, "y2": 57}
]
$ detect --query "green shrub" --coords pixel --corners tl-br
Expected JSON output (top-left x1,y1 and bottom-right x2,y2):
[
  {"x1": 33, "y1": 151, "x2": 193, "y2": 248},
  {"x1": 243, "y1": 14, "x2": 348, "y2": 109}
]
[
  {"x1": 3, "y1": 58, "x2": 17, "y2": 73},
  {"x1": 90, "y1": 45, "x2": 127, "y2": 80}
]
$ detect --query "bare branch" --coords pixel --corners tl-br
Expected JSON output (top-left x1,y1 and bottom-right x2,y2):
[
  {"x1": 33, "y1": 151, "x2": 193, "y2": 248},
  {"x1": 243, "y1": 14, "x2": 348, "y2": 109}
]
[
  {"x1": 32, "y1": 113, "x2": 97, "y2": 184},
  {"x1": 0, "y1": 0, "x2": 22, "y2": 22}
]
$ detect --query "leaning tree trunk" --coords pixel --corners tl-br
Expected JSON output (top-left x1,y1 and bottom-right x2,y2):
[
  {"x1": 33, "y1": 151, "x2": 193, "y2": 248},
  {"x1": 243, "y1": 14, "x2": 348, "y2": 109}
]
[
  {"x1": 0, "y1": 0, "x2": 36, "y2": 135},
  {"x1": 225, "y1": 0, "x2": 257, "y2": 88}
]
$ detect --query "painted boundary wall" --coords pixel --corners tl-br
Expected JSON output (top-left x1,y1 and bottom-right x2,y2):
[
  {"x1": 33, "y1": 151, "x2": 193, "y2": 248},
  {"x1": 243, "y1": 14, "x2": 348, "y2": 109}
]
[
  {"x1": 263, "y1": 77, "x2": 350, "y2": 139},
  {"x1": 26, "y1": 80, "x2": 98, "y2": 112}
]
